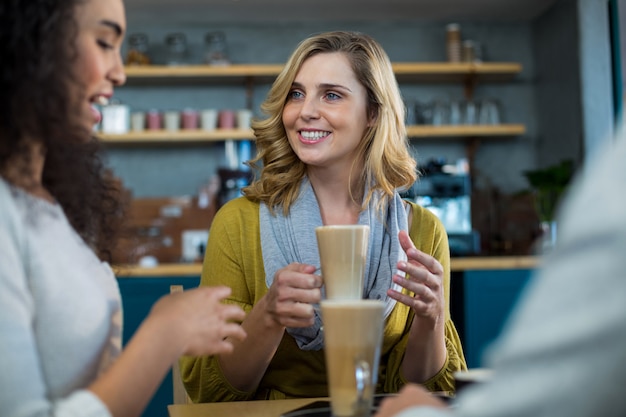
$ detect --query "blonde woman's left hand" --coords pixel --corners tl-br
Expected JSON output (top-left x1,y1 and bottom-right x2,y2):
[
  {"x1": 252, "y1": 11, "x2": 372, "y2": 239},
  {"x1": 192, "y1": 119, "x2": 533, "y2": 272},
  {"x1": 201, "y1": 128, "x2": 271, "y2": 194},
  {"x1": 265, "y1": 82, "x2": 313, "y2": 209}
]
[{"x1": 387, "y1": 230, "x2": 445, "y2": 323}]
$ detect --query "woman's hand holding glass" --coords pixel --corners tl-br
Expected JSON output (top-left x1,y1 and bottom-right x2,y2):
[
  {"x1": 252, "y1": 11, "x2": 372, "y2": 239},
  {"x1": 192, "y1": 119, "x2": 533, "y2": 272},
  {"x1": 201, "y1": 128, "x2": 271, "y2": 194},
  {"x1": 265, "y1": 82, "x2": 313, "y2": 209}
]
[{"x1": 264, "y1": 263, "x2": 322, "y2": 328}]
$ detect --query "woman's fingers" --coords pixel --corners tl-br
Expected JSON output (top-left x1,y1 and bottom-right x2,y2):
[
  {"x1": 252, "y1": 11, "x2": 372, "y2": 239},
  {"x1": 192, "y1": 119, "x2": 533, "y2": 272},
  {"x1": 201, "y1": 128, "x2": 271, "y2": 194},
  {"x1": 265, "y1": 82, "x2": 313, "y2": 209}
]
[
  {"x1": 393, "y1": 231, "x2": 445, "y2": 320},
  {"x1": 265, "y1": 263, "x2": 322, "y2": 327}
]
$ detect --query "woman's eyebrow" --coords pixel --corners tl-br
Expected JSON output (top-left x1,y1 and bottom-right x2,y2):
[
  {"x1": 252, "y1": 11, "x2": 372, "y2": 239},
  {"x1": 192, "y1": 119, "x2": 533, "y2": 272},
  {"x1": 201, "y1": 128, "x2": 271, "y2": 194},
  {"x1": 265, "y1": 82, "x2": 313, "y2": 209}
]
[
  {"x1": 291, "y1": 81, "x2": 353, "y2": 92},
  {"x1": 318, "y1": 83, "x2": 352, "y2": 92},
  {"x1": 99, "y1": 19, "x2": 123, "y2": 36}
]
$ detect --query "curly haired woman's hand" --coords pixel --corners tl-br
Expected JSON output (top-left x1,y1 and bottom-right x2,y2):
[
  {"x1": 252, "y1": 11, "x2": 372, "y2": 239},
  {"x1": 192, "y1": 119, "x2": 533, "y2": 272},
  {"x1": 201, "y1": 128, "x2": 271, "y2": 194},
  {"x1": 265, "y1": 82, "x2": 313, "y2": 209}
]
[{"x1": 149, "y1": 286, "x2": 247, "y2": 357}]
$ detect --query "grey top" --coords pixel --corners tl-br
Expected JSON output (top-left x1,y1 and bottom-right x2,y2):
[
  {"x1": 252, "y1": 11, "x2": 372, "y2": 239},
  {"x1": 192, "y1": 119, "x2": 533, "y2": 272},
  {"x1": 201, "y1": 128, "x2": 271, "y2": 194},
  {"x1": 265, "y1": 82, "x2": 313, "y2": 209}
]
[
  {"x1": 0, "y1": 178, "x2": 121, "y2": 417},
  {"x1": 396, "y1": 129, "x2": 626, "y2": 417}
]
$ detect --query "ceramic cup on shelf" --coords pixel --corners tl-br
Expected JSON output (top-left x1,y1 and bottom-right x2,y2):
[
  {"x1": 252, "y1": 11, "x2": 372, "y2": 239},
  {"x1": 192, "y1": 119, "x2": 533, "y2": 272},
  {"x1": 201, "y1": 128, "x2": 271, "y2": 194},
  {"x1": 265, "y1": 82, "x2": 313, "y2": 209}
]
[
  {"x1": 101, "y1": 102, "x2": 130, "y2": 134},
  {"x1": 146, "y1": 109, "x2": 162, "y2": 130},
  {"x1": 181, "y1": 108, "x2": 199, "y2": 130},
  {"x1": 236, "y1": 109, "x2": 253, "y2": 129},
  {"x1": 201, "y1": 109, "x2": 218, "y2": 131},
  {"x1": 130, "y1": 111, "x2": 145, "y2": 132},
  {"x1": 164, "y1": 110, "x2": 181, "y2": 131},
  {"x1": 218, "y1": 110, "x2": 236, "y2": 129}
]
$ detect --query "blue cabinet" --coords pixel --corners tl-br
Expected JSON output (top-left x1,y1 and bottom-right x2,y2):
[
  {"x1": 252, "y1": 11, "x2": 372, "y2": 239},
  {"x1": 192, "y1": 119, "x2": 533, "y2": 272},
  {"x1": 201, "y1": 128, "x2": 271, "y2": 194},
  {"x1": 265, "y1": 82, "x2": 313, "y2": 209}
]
[
  {"x1": 116, "y1": 276, "x2": 200, "y2": 417},
  {"x1": 461, "y1": 269, "x2": 534, "y2": 368},
  {"x1": 115, "y1": 267, "x2": 533, "y2": 414}
]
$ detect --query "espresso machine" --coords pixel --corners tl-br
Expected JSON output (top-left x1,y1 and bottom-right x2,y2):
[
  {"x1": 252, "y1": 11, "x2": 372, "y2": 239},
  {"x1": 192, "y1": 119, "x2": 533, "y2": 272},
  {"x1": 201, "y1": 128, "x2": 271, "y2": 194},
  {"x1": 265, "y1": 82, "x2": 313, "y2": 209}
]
[{"x1": 405, "y1": 160, "x2": 480, "y2": 256}]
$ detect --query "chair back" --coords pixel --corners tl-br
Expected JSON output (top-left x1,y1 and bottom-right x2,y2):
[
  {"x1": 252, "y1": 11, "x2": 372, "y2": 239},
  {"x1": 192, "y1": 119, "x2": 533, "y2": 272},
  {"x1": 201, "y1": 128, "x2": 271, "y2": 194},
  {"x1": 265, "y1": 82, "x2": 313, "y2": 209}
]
[{"x1": 170, "y1": 285, "x2": 192, "y2": 404}]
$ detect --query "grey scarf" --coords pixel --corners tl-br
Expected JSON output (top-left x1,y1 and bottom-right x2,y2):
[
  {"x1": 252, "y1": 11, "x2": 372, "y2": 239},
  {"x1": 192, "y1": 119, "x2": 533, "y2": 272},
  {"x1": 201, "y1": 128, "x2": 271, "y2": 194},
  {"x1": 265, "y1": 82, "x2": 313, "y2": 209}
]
[{"x1": 260, "y1": 177, "x2": 408, "y2": 350}]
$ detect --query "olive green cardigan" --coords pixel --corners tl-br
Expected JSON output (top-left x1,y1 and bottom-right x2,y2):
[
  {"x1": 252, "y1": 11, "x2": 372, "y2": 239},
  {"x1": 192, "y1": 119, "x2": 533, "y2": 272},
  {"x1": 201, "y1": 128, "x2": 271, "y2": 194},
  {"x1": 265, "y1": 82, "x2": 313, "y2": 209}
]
[{"x1": 180, "y1": 197, "x2": 466, "y2": 402}]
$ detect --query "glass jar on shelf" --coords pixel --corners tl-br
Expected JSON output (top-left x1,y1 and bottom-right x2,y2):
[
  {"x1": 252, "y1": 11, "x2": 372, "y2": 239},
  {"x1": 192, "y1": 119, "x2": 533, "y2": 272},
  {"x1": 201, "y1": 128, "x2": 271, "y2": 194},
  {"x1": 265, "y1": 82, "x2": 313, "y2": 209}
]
[
  {"x1": 204, "y1": 31, "x2": 230, "y2": 66},
  {"x1": 125, "y1": 33, "x2": 151, "y2": 66},
  {"x1": 446, "y1": 23, "x2": 462, "y2": 63},
  {"x1": 164, "y1": 32, "x2": 189, "y2": 66}
]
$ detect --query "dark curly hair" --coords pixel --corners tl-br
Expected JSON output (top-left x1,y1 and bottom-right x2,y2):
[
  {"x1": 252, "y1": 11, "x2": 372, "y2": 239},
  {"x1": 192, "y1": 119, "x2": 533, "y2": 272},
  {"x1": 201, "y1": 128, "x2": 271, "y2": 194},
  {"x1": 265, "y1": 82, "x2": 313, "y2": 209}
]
[{"x1": 0, "y1": 0, "x2": 125, "y2": 260}]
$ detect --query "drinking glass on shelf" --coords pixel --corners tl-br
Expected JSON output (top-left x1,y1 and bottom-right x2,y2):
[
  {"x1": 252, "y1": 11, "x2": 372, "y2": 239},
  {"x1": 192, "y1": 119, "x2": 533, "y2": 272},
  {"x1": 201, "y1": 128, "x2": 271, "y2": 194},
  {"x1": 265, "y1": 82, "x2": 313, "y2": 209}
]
[
  {"x1": 414, "y1": 101, "x2": 433, "y2": 125},
  {"x1": 449, "y1": 100, "x2": 463, "y2": 125},
  {"x1": 431, "y1": 99, "x2": 450, "y2": 126},
  {"x1": 462, "y1": 100, "x2": 478, "y2": 125},
  {"x1": 404, "y1": 100, "x2": 417, "y2": 125},
  {"x1": 462, "y1": 40, "x2": 476, "y2": 63},
  {"x1": 473, "y1": 41, "x2": 485, "y2": 63},
  {"x1": 478, "y1": 98, "x2": 501, "y2": 125}
]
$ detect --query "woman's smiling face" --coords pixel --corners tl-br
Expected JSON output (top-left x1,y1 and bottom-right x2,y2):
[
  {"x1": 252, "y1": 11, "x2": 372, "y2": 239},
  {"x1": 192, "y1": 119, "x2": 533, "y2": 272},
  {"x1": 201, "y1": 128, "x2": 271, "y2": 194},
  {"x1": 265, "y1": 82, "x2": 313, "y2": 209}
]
[
  {"x1": 282, "y1": 52, "x2": 373, "y2": 173},
  {"x1": 72, "y1": 0, "x2": 127, "y2": 132}
]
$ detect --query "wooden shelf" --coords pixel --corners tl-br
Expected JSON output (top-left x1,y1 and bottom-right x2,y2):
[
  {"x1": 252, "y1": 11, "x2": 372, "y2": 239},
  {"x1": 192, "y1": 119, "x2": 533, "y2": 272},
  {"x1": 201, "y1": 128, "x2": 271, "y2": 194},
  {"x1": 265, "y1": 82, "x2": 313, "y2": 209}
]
[
  {"x1": 392, "y1": 62, "x2": 522, "y2": 82},
  {"x1": 111, "y1": 63, "x2": 525, "y2": 144},
  {"x1": 98, "y1": 124, "x2": 525, "y2": 145},
  {"x1": 99, "y1": 128, "x2": 254, "y2": 144},
  {"x1": 124, "y1": 64, "x2": 284, "y2": 78},
  {"x1": 122, "y1": 62, "x2": 522, "y2": 84},
  {"x1": 123, "y1": 64, "x2": 284, "y2": 84},
  {"x1": 407, "y1": 124, "x2": 526, "y2": 138}
]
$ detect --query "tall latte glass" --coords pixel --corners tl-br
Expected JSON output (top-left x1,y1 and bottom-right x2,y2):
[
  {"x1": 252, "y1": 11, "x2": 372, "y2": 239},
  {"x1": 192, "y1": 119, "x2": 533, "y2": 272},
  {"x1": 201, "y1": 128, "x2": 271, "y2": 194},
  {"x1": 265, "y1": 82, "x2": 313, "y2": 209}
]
[
  {"x1": 315, "y1": 225, "x2": 369, "y2": 300},
  {"x1": 321, "y1": 299, "x2": 385, "y2": 417}
]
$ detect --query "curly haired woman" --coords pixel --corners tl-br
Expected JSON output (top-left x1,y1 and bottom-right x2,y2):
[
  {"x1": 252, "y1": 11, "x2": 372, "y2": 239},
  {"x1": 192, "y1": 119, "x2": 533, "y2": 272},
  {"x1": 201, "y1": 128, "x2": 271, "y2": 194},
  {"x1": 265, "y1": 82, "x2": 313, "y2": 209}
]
[{"x1": 0, "y1": 1, "x2": 246, "y2": 416}]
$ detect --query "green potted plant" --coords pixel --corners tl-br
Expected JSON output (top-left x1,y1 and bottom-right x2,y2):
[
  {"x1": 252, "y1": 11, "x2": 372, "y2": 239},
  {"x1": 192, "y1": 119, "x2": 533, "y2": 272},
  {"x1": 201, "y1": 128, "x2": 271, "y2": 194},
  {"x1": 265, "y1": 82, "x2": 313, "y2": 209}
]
[{"x1": 523, "y1": 159, "x2": 575, "y2": 248}]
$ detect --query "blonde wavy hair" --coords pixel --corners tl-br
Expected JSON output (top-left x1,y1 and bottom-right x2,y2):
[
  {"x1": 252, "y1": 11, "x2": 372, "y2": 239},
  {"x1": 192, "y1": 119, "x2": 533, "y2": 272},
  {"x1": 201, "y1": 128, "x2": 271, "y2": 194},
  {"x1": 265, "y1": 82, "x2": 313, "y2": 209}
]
[{"x1": 243, "y1": 31, "x2": 417, "y2": 216}]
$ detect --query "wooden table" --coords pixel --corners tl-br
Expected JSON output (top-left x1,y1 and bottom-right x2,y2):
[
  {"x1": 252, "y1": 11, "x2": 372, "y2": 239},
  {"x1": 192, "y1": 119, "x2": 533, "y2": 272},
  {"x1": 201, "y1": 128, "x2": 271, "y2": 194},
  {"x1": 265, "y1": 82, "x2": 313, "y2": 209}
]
[{"x1": 168, "y1": 398, "x2": 327, "y2": 417}]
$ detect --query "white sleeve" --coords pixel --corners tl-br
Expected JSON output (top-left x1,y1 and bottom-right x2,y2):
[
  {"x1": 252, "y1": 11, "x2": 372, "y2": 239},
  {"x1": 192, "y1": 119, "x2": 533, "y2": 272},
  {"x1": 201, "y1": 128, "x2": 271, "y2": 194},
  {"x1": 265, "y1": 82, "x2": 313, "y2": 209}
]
[
  {"x1": 0, "y1": 183, "x2": 112, "y2": 417},
  {"x1": 393, "y1": 131, "x2": 626, "y2": 417}
]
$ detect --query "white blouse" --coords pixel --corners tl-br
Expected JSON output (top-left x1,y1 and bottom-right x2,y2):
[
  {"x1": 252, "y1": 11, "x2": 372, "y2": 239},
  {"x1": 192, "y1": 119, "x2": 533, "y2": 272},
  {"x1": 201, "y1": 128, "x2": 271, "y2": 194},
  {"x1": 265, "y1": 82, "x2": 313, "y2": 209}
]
[{"x1": 0, "y1": 178, "x2": 121, "y2": 417}]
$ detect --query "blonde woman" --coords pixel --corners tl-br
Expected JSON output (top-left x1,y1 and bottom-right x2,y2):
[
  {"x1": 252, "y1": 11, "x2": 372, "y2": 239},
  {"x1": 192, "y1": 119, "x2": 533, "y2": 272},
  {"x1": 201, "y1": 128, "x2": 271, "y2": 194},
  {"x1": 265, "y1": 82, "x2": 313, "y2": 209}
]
[{"x1": 181, "y1": 31, "x2": 466, "y2": 402}]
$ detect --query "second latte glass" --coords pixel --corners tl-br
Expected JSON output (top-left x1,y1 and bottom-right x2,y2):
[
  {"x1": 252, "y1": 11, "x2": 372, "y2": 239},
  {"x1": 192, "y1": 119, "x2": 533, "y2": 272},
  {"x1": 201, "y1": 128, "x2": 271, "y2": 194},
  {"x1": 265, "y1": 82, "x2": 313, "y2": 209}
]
[{"x1": 315, "y1": 225, "x2": 369, "y2": 300}]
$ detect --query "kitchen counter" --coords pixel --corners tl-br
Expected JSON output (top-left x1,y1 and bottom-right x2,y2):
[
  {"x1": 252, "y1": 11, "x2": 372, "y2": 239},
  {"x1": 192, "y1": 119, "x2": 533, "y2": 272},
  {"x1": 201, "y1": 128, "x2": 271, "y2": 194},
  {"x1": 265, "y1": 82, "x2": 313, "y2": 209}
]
[
  {"x1": 450, "y1": 255, "x2": 539, "y2": 270},
  {"x1": 113, "y1": 256, "x2": 540, "y2": 277},
  {"x1": 114, "y1": 254, "x2": 539, "y2": 412}
]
